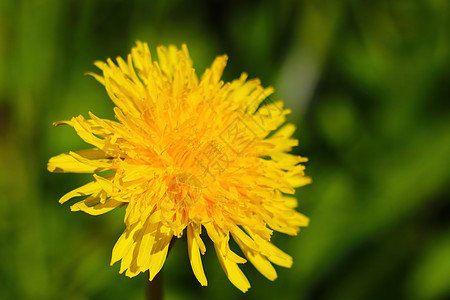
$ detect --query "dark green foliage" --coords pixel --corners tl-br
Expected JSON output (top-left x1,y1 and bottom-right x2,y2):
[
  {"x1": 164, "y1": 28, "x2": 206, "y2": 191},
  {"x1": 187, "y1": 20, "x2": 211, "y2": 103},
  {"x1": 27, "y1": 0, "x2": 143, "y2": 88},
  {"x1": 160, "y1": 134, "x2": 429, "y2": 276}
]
[{"x1": 0, "y1": 0, "x2": 448, "y2": 299}]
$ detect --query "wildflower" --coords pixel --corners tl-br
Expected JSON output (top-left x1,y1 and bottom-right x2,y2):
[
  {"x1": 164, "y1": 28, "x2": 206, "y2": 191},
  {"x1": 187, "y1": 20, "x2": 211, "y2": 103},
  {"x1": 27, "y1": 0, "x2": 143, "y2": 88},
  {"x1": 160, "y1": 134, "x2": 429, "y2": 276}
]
[{"x1": 48, "y1": 42, "x2": 311, "y2": 292}]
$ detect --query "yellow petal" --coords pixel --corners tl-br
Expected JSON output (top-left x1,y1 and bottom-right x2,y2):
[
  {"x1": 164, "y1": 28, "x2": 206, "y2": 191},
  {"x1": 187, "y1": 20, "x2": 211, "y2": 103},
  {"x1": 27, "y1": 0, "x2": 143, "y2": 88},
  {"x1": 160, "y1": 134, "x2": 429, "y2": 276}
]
[
  {"x1": 204, "y1": 222, "x2": 224, "y2": 245},
  {"x1": 119, "y1": 227, "x2": 142, "y2": 274},
  {"x1": 214, "y1": 243, "x2": 250, "y2": 293},
  {"x1": 48, "y1": 148, "x2": 111, "y2": 173},
  {"x1": 192, "y1": 223, "x2": 206, "y2": 254},
  {"x1": 148, "y1": 229, "x2": 173, "y2": 281},
  {"x1": 70, "y1": 197, "x2": 122, "y2": 215},
  {"x1": 288, "y1": 176, "x2": 312, "y2": 188},
  {"x1": 93, "y1": 174, "x2": 114, "y2": 195},
  {"x1": 220, "y1": 237, "x2": 247, "y2": 264},
  {"x1": 291, "y1": 211, "x2": 310, "y2": 227},
  {"x1": 52, "y1": 120, "x2": 72, "y2": 127},
  {"x1": 125, "y1": 259, "x2": 141, "y2": 278},
  {"x1": 137, "y1": 212, "x2": 162, "y2": 267},
  {"x1": 253, "y1": 235, "x2": 293, "y2": 268},
  {"x1": 231, "y1": 226, "x2": 257, "y2": 250},
  {"x1": 59, "y1": 180, "x2": 101, "y2": 204},
  {"x1": 209, "y1": 55, "x2": 228, "y2": 84},
  {"x1": 103, "y1": 65, "x2": 141, "y2": 117},
  {"x1": 233, "y1": 235, "x2": 277, "y2": 281},
  {"x1": 273, "y1": 123, "x2": 296, "y2": 138},
  {"x1": 123, "y1": 225, "x2": 148, "y2": 277},
  {"x1": 71, "y1": 115, "x2": 105, "y2": 149},
  {"x1": 187, "y1": 225, "x2": 207, "y2": 286},
  {"x1": 111, "y1": 227, "x2": 136, "y2": 266},
  {"x1": 86, "y1": 72, "x2": 105, "y2": 85},
  {"x1": 156, "y1": 46, "x2": 172, "y2": 79}
]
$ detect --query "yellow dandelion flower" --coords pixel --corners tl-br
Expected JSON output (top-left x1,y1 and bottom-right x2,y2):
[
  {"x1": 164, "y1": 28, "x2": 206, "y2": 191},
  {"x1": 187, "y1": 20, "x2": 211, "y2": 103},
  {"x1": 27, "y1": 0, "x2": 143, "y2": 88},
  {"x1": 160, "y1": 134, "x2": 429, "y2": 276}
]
[{"x1": 48, "y1": 41, "x2": 311, "y2": 292}]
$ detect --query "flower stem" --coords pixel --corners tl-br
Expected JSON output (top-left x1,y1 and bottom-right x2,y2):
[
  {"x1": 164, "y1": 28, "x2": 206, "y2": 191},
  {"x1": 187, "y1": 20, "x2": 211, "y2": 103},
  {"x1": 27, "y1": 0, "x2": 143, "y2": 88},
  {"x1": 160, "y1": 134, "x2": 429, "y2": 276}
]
[
  {"x1": 146, "y1": 271, "x2": 163, "y2": 300},
  {"x1": 146, "y1": 237, "x2": 177, "y2": 300}
]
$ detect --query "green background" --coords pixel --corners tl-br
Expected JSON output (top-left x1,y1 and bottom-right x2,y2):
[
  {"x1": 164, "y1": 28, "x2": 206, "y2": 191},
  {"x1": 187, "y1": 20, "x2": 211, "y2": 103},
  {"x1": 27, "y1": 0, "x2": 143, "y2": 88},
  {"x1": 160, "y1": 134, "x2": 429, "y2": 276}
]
[{"x1": 0, "y1": 0, "x2": 449, "y2": 299}]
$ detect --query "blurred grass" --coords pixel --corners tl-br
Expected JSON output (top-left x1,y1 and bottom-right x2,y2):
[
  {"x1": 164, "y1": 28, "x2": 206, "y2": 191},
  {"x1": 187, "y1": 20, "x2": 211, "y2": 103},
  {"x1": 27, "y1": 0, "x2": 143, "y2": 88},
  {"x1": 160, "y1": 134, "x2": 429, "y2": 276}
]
[{"x1": 0, "y1": 0, "x2": 449, "y2": 300}]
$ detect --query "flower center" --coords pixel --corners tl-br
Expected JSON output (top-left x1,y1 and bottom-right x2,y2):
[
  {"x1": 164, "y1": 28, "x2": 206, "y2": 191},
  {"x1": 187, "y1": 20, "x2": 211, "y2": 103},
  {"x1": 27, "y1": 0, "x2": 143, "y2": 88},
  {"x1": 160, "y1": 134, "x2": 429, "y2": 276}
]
[{"x1": 167, "y1": 173, "x2": 202, "y2": 206}]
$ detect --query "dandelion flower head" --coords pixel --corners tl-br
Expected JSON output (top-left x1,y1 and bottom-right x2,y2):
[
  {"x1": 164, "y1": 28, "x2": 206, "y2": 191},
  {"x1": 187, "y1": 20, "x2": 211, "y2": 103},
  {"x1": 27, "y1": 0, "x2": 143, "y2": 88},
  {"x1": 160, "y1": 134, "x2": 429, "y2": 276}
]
[{"x1": 48, "y1": 41, "x2": 311, "y2": 292}]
